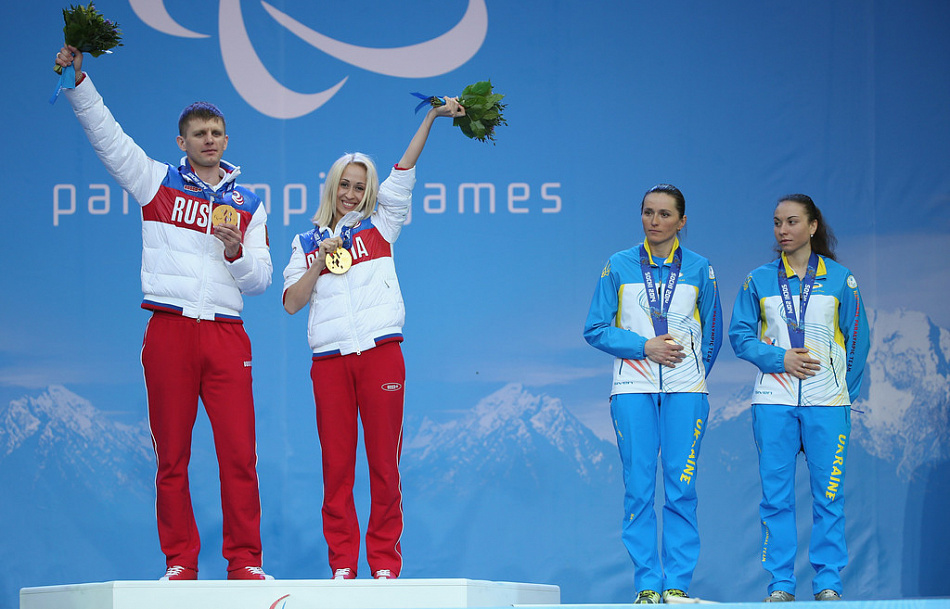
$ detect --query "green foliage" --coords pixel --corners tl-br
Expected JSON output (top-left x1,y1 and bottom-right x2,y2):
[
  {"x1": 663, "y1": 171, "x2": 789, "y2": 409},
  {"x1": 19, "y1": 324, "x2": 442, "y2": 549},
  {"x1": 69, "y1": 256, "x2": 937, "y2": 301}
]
[
  {"x1": 454, "y1": 80, "x2": 507, "y2": 144},
  {"x1": 426, "y1": 81, "x2": 508, "y2": 144},
  {"x1": 61, "y1": 1, "x2": 122, "y2": 57}
]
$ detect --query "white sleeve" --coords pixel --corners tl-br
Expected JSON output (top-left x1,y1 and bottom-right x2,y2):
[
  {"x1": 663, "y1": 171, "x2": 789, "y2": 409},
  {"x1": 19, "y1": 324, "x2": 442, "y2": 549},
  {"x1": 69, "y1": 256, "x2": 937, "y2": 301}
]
[
  {"x1": 282, "y1": 234, "x2": 309, "y2": 296},
  {"x1": 226, "y1": 203, "x2": 273, "y2": 296},
  {"x1": 373, "y1": 166, "x2": 415, "y2": 243},
  {"x1": 63, "y1": 75, "x2": 167, "y2": 206}
]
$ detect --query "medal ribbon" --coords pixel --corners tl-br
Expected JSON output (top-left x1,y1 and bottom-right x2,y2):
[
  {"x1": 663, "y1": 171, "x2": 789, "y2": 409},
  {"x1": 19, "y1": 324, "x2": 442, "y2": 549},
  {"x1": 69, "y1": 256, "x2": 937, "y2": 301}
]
[
  {"x1": 180, "y1": 168, "x2": 234, "y2": 201},
  {"x1": 316, "y1": 224, "x2": 353, "y2": 250},
  {"x1": 339, "y1": 225, "x2": 353, "y2": 249},
  {"x1": 639, "y1": 245, "x2": 682, "y2": 336},
  {"x1": 777, "y1": 252, "x2": 819, "y2": 349}
]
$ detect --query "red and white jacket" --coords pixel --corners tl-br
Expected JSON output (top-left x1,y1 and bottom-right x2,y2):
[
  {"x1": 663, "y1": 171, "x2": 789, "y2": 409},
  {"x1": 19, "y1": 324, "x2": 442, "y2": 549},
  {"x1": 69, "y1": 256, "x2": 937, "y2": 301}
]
[
  {"x1": 282, "y1": 167, "x2": 413, "y2": 358},
  {"x1": 64, "y1": 76, "x2": 272, "y2": 321}
]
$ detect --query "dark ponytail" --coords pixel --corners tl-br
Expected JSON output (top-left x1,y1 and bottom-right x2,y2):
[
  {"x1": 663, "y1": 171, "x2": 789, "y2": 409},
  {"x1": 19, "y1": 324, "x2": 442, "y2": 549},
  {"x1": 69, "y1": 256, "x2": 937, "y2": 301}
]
[{"x1": 775, "y1": 194, "x2": 837, "y2": 261}]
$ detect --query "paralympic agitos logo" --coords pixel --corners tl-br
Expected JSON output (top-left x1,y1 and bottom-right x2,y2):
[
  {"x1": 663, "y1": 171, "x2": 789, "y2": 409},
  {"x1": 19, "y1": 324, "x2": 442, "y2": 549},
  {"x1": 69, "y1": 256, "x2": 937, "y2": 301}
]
[{"x1": 129, "y1": 0, "x2": 488, "y2": 119}]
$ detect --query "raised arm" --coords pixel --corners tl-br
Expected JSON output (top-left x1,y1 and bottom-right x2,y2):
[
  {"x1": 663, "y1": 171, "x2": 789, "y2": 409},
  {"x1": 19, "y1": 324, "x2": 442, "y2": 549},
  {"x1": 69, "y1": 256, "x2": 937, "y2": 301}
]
[
  {"x1": 396, "y1": 97, "x2": 465, "y2": 169},
  {"x1": 54, "y1": 44, "x2": 166, "y2": 206},
  {"x1": 55, "y1": 44, "x2": 84, "y2": 85}
]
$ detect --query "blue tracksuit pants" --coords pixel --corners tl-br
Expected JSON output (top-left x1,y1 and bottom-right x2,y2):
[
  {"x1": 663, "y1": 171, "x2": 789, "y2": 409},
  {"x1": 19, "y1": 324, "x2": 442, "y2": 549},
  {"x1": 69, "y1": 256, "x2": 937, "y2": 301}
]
[
  {"x1": 752, "y1": 404, "x2": 850, "y2": 596},
  {"x1": 611, "y1": 392, "x2": 709, "y2": 593}
]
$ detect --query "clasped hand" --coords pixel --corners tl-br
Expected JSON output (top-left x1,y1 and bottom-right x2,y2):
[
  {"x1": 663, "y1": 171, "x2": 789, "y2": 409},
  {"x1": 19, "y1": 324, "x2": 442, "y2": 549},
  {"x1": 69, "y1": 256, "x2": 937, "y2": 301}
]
[
  {"x1": 784, "y1": 347, "x2": 820, "y2": 380},
  {"x1": 318, "y1": 237, "x2": 344, "y2": 265},
  {"x1": 645, "y1": 334, "x2": 685, "y2": 368},
  {"x1": 432, "y1": 96, "x2": 466, "y2": 119}
]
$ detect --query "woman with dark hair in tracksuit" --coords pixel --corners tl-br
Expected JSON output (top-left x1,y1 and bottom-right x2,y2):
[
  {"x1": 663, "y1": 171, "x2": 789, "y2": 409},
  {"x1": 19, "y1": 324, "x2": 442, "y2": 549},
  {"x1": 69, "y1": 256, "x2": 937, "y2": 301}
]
[
  {"x1": 584, "y1": 184, "x2": 722, "y2": 604},
  {"x1": 729, "y1": 194, "x2": 869, "y2": 602},
  {"x1": 282, "y1": 98, "x2": 464, "y2": 580}
]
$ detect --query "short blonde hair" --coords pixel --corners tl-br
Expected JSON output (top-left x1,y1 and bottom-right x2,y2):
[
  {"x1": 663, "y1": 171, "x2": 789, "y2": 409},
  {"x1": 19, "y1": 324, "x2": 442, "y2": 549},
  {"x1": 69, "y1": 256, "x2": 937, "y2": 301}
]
[{"x1": 312, "y1": 153, "x2": 380, "y2": 228}]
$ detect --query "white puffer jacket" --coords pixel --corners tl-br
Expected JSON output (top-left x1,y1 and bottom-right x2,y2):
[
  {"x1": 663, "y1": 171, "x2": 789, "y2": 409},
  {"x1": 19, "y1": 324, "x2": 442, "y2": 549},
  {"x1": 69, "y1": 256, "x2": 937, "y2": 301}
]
[
  {"x1": 282, "y1": 167, "x2": 413, "y2": 357},
  {"x1": 64, "y1": 76, "x2": 272, "y2": 320}
]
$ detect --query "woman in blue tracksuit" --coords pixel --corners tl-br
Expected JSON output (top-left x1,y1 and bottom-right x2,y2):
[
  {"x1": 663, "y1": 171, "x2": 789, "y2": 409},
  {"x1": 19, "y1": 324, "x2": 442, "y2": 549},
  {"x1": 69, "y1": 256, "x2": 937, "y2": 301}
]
[
  {"x1": 729, "y1": 194, "x2": 869, "y2": 602},
  {"x1": 584, "y1": 184, "x2": 722, "y2": 604}
]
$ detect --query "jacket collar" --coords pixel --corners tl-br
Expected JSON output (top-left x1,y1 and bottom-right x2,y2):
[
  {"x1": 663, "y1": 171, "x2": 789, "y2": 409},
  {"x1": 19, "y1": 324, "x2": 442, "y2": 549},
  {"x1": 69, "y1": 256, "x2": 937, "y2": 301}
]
[
  {"x1": 643, "y1": 236, "x2": 681, "y2": 266},
  {"x1": 779, "y1": 252, "x2": 827, "y2": 278},
  {"x1": 179, "y1": 157, "x2": 241, "y2": 193}
]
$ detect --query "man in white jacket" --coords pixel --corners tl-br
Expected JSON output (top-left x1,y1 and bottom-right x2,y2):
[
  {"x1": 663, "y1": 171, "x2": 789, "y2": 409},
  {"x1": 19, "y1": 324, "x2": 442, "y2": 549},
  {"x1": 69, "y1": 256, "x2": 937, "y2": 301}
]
[{"x1": 55, "y1": 44, "x2": 273, "y2": 581}]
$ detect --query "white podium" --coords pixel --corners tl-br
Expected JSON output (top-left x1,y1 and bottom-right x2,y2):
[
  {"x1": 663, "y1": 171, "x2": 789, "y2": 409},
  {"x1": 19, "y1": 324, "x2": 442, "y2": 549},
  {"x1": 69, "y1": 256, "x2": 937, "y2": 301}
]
[{"x1": 20, "y1": 578, "x2": 561, "y2": 609}]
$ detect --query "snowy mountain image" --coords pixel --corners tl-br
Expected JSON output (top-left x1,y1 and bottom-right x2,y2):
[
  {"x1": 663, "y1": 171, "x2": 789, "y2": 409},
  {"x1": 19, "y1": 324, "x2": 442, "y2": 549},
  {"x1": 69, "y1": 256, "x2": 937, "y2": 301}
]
[
  {"x1": 852, "y1": 309, "x2": 950, "y2": 477},
  {"x1": 0, "y1": 386, "x2": 158, "y2": 608},
  {"x1": 0, "y1": 385, "x2": 153, "y2": 499},
  {"x1": 403, "y1": 382, "x2": 618, "y2": 489}
]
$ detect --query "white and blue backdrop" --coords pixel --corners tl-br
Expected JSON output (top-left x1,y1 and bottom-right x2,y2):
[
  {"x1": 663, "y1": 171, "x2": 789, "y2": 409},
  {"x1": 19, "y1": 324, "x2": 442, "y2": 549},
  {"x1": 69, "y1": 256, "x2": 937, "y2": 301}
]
[{"x1": 1, "y1": 1, "x2": 949, "y2": 608}]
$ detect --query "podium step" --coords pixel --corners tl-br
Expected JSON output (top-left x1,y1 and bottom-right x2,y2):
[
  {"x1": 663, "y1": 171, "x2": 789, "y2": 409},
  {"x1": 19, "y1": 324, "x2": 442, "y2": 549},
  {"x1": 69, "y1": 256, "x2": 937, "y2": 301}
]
[{"x1": 20, "y1": 578, "x2": 561, "y2": 609}]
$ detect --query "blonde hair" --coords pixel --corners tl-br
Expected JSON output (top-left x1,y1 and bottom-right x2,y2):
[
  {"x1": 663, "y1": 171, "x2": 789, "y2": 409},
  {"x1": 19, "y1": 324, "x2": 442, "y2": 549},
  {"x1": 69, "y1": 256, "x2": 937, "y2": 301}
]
[{"x1": 312, "y1": 153, "x2": 380, "y2": 228}]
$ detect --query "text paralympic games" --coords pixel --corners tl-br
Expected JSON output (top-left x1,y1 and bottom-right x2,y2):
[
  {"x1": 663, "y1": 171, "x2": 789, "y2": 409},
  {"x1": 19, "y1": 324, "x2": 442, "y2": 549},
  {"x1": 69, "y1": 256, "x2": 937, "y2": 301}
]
[{"x1": 52, "y1": 178, "x2": 563, "y2": 227}]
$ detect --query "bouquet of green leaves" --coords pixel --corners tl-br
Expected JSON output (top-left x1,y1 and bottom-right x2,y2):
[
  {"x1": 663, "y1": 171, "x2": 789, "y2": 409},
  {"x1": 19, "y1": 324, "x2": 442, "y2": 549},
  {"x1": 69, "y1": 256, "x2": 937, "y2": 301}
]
[
  {"x1": 412, "y1": 81, "x2": 507, "y2": 143},
  {"x1": 53, "y1": 1, "x2": 123, "y2": 75}
]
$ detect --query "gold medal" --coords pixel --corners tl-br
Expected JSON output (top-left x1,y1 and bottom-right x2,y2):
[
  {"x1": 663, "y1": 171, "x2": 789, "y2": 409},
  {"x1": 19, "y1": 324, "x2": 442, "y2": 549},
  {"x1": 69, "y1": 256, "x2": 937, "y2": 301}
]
[
  {"x1": 325, "y1": 247, "x2": 353, "y2": 274},
  {"x1": 211, "y1": 204, "x2": 240, "y2": 228},
  {"x1": 666, "y1": 339, "x2": 678, "y2": 345}
]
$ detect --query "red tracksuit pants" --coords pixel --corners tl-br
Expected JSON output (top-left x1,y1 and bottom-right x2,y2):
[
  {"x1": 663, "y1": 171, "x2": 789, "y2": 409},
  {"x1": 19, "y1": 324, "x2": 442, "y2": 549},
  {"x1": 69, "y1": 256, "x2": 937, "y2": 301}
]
[
  {"x1": 311, "y1": 341, "x2": 405, "y2": 578},
  {"x1": 141, "y1": 312, "x2": 263, "y2": 573}
]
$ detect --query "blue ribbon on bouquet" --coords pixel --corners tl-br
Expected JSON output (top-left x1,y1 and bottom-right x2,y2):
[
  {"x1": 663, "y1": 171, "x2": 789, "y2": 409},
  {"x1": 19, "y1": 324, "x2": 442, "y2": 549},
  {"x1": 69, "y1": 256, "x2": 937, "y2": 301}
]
[
  {"x1": 411, "y1": 92, "x2": 445, "y2": 114},
  {"x1": 49, "y1": 63, "x2": 77, "y2": 105}
]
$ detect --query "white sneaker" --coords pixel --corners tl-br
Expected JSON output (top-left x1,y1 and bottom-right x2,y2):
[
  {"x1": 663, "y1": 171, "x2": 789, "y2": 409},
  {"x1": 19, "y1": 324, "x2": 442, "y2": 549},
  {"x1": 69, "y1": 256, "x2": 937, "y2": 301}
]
[
  {"x1": 374, "y1": 569, "x2": 393, "y2": 579},
  {"x1": 159, "y1": 565, "x2": 197, "y2": 581},
  {"x1": 228, "y1": 566, "x2": 274, "y2": 580},
  {"x1": 334, "y1": 568, "x2": 355, "y2": 580}
]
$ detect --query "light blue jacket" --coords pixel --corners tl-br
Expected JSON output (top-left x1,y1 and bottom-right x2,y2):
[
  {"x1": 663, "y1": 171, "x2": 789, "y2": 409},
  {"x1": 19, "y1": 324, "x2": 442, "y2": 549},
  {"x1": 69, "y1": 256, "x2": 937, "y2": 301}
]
[
  {"x1": 729, "y1": 253, "x2": 870, "y2": 406},
  {"x1": 584, "y1": 239, "x2": 723, "y2": 395}
]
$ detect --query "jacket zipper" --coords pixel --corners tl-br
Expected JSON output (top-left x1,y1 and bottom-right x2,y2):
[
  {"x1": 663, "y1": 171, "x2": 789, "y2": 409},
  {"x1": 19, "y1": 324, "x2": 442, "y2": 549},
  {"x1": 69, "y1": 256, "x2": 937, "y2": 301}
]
[
  {"x1": 342, "y1": 271, "x2": 361, "y2": 355},
  {"x1": 656, "y1": 265, "x2": 663, "y2": 391},
  {"x1": 829, "y1": 340, "x2": 839, "y2": 387},
  {"x1": 199, "y1": 196, "x2": 215, "y2": 318},
  {"x1": 691, "y1": 332, "x2": 700, "y2": 374}
]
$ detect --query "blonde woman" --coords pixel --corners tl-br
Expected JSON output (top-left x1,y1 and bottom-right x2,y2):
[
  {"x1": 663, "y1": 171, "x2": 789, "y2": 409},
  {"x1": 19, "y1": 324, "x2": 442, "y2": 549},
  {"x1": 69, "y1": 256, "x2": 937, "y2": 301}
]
[{"x1": 282, "y1": 98, "x2": 463, "y2": 580}]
